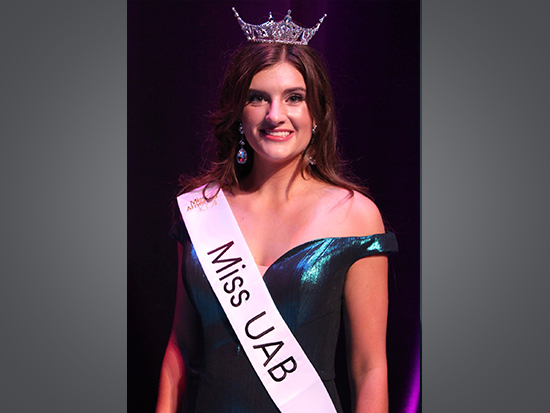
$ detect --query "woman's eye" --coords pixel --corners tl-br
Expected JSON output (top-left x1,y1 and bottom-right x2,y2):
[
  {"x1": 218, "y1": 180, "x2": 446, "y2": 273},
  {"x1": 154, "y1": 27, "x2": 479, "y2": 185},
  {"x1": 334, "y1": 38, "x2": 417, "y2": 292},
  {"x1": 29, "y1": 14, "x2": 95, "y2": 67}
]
[
  {"x1": 288, "y1": 94, "x2": 305, "y2": 103},
  {"x1": 248, "y1": 94, "x2": 266, "y2": 103}
]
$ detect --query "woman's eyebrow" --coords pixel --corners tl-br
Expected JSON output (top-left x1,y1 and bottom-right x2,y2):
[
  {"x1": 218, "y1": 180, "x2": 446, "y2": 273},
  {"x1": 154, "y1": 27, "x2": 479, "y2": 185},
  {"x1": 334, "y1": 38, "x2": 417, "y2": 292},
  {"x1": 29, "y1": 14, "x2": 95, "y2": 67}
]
[
  {"x1": 247, "y1": 88, "x2": 265, "y2": 95},
  {"x1": 284, "y1": 87, "x2": 306, "y2": 94},
  {"x1": 247, "y1": 87, "x2": 306, "y2": 94}
]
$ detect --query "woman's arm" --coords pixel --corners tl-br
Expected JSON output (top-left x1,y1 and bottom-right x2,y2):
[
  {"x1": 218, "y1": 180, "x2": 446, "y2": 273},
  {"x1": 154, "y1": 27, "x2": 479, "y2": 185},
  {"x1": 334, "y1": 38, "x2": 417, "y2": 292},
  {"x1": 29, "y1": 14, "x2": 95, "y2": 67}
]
[
  {"x1": 344, "y1": 253, "x2": 389, "y2": 413},
  {"x1": 155, "y1": 242, "x2": 198, "y2": 413},
  {"x1": 339, "y1": 193, "x2": 389, "y2": 413},
  {"x1": 155, "y1": 339, "x2": 186, "y2": 413}
]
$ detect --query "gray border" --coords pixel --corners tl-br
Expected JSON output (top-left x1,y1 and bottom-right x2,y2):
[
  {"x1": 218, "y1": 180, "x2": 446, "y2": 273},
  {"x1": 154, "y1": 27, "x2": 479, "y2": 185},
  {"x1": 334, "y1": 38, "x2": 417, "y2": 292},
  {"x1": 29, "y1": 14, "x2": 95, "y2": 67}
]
[
  {"x1": 423, "y1": 2, "x2": 549, "y2": 411},
  {"x1": 1, "y1": 2, "x2": 126, "y2": 412}
]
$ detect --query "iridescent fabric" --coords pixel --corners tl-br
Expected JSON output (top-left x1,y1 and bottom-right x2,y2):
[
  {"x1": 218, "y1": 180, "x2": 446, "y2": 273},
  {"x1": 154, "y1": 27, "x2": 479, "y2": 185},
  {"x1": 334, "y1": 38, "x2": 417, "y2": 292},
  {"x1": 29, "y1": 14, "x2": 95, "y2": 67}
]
[{"x1": 170, "y1": 220, "x2": 398, "y2": 412}]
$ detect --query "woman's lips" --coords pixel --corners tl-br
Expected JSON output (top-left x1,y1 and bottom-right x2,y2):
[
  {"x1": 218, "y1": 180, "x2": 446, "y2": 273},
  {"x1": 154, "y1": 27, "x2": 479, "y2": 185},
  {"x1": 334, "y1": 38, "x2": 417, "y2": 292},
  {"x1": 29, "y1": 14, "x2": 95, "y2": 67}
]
[{"x1": 261, "y1": 129, "x2": 294, "y2": 141}]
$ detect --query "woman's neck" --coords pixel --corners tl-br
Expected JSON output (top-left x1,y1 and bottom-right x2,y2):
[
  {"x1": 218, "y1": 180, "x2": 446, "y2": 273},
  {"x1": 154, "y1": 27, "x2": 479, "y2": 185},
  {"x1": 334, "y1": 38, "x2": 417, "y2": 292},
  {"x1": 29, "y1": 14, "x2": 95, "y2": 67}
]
[{"x1": 238, "y1": 158, "x2": 313, "y2": 202}]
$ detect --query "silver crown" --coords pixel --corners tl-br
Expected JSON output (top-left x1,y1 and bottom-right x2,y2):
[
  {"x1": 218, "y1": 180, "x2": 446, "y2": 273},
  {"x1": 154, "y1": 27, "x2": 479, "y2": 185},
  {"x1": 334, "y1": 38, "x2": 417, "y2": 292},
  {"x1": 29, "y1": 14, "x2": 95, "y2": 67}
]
[{"x1": 232, "y1": 7, "x2": 326, "y2": 45}]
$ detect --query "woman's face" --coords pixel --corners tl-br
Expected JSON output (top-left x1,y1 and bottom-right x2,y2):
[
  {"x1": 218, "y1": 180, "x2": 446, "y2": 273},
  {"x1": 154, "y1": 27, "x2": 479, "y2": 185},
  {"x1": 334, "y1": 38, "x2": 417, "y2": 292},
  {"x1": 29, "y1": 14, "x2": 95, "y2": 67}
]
[{"x1": 241, "y1": 62, "x2": 314, "y2": 166}]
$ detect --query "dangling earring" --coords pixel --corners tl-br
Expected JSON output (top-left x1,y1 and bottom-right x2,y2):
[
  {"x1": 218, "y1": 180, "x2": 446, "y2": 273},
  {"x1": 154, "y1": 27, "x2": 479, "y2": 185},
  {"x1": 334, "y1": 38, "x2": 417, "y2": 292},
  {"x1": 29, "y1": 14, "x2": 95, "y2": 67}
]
[
  {"x1": 308, "y1": 130, "x2": 316, "y2": 166},
  {"x1": 308, "y1": 149, "x2": 316, "y2": 166},
  {"x1": 237, "y1": 123, "x2": 248, "y2": 165},
  {"x1": 308, "y1": 154, "x2": 316, "y2": 166}
]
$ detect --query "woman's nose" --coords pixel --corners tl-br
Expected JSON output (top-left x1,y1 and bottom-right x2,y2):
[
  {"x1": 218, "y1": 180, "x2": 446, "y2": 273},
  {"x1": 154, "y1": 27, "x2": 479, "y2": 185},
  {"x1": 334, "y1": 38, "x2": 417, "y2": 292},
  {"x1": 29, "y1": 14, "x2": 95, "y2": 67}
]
[{"x1": 265, "y1": 99, "x2": 285, "y2": 124}]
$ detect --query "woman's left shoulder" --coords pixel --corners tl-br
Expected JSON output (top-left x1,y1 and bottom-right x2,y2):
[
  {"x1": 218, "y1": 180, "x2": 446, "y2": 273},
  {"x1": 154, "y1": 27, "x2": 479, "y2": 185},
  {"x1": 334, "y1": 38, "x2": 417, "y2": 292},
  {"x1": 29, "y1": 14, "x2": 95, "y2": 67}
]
[
  {"x1": 317, "y1": 186, "x2": 385, "y2": 237},
  {"x1": 346, "y1": 190, "x2": 385, "y2": 236}
]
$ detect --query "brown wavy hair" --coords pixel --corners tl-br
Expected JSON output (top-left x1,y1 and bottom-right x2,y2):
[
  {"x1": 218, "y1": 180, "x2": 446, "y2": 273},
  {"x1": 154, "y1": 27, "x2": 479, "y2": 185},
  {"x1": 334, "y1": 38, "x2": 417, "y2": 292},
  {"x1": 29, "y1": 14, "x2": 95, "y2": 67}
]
[{"x1": 178, "y1": 42, "x2": 368, "y2": 199}]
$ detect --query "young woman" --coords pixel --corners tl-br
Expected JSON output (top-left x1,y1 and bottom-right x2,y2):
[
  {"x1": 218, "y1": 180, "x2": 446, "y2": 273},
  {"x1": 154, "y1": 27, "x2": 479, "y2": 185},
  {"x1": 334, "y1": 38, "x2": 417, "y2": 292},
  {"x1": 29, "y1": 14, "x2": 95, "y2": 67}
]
[{"x1": 155, "y1": 10, "x2": 397, "y2": 413}]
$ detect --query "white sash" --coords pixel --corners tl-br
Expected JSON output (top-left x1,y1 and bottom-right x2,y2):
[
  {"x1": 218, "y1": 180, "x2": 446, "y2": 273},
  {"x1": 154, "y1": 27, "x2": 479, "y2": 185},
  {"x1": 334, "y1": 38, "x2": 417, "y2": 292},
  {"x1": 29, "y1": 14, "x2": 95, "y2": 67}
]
[{"x1": 177, "y1": 185, "x2": 337, "y2": 413}]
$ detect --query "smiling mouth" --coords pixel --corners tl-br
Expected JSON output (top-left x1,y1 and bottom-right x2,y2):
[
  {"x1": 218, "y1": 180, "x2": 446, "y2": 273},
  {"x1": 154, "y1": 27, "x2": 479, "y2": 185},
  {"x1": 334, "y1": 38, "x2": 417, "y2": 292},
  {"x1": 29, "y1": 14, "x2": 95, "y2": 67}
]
[{"x1": 262, "y1": 129, "x2": 293, "y2": 140}]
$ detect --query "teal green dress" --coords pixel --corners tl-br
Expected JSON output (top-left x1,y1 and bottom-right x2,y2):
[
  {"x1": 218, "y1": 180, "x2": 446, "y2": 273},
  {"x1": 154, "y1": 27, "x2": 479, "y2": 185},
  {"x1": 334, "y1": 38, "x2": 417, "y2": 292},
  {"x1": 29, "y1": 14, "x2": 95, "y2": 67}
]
[{"x1": 170, "y1": 220, "x2": 397, "y2": 412}]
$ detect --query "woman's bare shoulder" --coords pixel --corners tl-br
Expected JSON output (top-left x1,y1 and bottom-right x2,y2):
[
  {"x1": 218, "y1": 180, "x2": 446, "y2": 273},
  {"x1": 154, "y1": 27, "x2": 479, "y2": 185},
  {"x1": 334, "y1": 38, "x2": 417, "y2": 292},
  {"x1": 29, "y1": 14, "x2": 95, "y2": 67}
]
[
  {"x1": 351, "y1": 191, "x2": 385, "y2": 234},
  {"x1": 315, "y1": 186, "x2": 385, "y2": 237}
]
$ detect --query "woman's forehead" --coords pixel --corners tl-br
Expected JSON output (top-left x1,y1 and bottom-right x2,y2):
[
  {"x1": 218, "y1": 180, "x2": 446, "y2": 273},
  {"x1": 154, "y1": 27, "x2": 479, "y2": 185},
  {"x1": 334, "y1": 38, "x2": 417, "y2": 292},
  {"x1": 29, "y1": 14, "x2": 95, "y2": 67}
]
[{"x1": 250, "y1": 62, "x2": 306, "y2": 91}]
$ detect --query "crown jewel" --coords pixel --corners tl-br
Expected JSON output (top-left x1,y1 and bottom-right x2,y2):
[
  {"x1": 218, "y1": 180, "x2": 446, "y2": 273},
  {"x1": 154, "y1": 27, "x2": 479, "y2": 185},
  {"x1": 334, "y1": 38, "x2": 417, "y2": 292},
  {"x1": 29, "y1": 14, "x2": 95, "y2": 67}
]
[{"x1": 232, "y1": 7, "x2": 326, "y2": 45}]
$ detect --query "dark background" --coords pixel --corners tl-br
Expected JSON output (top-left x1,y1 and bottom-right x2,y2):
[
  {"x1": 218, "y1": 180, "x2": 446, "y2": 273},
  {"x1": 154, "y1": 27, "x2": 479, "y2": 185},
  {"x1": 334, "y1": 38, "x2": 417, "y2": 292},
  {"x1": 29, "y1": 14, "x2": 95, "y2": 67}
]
[{"x1": 128, "y1": 1, "x2": 420, "y2": 412}]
